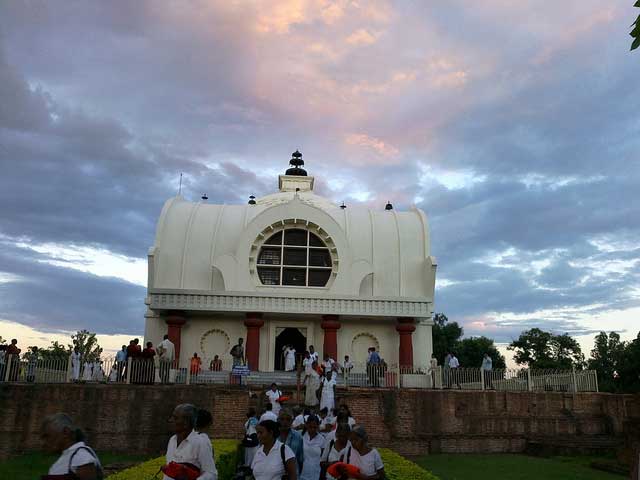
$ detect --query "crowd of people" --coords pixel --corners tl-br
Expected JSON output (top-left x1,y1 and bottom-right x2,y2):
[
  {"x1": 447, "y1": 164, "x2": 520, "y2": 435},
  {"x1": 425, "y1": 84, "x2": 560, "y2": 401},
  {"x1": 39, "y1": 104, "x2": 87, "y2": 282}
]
[
  {"x1": 242, "y1": 400, "x2": 384, "y2": 480},
  {"x1": 40, "y1": 397, "x2": 384, "y2": 480}
]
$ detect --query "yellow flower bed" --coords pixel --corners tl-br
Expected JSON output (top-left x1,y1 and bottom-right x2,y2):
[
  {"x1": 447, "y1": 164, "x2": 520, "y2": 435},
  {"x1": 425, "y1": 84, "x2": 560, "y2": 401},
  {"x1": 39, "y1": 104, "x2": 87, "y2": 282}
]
[
  {"x1": 106, "y1": 440, "x2": 439, "y2": 480},
  {"x1": 106, "y1": 439, "x2": 238, "y2": 479},
  {"x1": 379, "y1": 448, "x2": 440, "y2": 480}
]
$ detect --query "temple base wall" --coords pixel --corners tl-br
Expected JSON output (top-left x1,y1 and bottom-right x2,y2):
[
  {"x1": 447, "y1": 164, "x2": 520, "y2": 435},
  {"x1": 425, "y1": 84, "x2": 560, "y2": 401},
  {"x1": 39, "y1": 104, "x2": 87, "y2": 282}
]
[{"x1": 1, "y1": 384, "x2": 638, "y2": 459}]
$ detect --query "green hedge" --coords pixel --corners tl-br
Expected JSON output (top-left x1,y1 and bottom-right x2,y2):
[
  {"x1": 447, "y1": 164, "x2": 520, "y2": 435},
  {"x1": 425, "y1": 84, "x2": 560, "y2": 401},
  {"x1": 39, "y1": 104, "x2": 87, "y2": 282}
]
[
  {"x1": 106, "y1": 440, "x2": 439, "y2": 480},
  {"x1": 380, "y1": 448, "x2": 440, "y2": 480},
  {"x1": 106, "y1": 439, "x2": 237, "y2": 479}
]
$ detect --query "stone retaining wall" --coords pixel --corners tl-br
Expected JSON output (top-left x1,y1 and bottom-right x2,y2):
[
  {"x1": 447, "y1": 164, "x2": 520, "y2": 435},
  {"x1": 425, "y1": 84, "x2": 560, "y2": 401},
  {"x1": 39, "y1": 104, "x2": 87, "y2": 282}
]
[{"x1": 0, "y1": 384, "x2": 638, "y2": 459}]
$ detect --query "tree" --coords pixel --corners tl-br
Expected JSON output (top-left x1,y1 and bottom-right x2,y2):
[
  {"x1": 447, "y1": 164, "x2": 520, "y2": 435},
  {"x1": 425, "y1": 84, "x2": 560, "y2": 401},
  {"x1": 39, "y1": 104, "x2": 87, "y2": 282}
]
[
  {"x1": 588, "y1": 331, "x2": 625, "y2": 392},
  {"x1": 456, "y1": 336, "x2": 506, "y2": 370},
  {"x1": 38, "y1": 341, "x2": 71, "y2": 362},
  {"x1": 432, "y1": 313, "x2": 463, "y2": 363},
  {"x1": 69, "y1": 330, "x2": 103, "y2": 362},
  {"x1": 616, "y1": 332, "x2": 640, "y2": 393},
  {"x1": 550, "y1": 333, "x2": 585, "y2": 369},
  {"x1": 631, "y1": 0, "x2": 640, "y2": 51},
  {"x1": 508, "y1": 328, "x2": 584, "y2": 369}
]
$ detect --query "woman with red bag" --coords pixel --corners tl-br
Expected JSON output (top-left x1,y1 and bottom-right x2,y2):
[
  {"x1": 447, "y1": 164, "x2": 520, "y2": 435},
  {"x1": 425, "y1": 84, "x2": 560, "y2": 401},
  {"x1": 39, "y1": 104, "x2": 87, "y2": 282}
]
[{"x1": 162, "y1": 404, "x2": 217, "y2": 480}]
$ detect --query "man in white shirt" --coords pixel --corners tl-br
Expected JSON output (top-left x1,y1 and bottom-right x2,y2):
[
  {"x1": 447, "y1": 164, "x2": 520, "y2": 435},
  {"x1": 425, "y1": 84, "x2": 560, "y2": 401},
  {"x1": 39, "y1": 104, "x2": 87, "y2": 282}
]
[
  {"x1": 114, "y1": 346, "x2": 127, "y2": 382},
  {"x1": 164, "y1": 404, "x2": 217, "y2": 480},
  {"x1": 449, "y1": 353, "x2": 461, "y2": 389},
  {"x1": 157, "y1": 334, "x2": 175, "y2": 384}
]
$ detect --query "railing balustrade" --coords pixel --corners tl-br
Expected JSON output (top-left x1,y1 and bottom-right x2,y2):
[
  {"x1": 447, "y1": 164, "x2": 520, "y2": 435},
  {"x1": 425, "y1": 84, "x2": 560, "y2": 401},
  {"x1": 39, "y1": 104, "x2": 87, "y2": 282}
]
[{"x1": 0, "y1": 353, "x2": 599, "y2": 392}]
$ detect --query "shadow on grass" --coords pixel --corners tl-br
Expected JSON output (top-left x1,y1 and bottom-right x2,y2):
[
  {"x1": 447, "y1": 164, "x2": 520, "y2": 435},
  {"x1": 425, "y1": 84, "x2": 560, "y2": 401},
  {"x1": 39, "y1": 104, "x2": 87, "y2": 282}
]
[{"x1": 416, "y1": 454, "x2": 625, "y2": 480}]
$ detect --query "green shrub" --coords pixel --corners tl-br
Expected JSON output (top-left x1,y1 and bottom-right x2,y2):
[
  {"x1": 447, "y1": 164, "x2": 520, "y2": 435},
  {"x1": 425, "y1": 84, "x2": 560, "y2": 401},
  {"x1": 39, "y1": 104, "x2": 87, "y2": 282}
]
[
  {"x1": 106, "y1": 439, "x2": 239, "y2": 480},
  {"x1": 379, "y1": 448, "x2": 440, "y2": 480}
]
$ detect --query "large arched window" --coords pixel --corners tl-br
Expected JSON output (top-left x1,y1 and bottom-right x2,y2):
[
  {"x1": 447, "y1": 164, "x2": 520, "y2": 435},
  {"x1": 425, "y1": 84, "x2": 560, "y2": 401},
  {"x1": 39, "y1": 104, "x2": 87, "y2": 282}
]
[{"x1": 257, "y1": 228, "x2": 333, "y2": 287}]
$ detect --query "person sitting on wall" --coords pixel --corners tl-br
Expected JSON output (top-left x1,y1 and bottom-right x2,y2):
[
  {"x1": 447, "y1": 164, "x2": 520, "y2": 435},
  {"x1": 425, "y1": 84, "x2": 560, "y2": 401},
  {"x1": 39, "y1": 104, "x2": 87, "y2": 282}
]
[
  {"x1": 40, "y1": 413, "x2": 103, "y2": 480},
  {"x1": 163, "y1": 403, "x2": 217, "y2": 480},
  {"x1": 209, "y1": 355, "x2": 223, "y2": 372}
]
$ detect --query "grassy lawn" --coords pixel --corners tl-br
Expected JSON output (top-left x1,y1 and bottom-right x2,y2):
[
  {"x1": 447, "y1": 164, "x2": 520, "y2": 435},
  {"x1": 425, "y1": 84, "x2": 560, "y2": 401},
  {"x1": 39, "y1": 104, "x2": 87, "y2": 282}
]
[
  {"x1": 0, "y1": 451, "x2": 153, "y2": 480},
  {"x1": 416, "y1": 454, "x2": 623, "y2": 480}
]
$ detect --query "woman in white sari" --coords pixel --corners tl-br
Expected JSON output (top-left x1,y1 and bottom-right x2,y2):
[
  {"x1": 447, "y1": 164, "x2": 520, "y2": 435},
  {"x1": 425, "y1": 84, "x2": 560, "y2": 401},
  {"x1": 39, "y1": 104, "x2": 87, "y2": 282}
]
[
  {"x1": 284, "y1": 346, "x2": 296, "y2": 372},
  {"x1": 304, "y1": 361, "x2": 320, "y2": 407}
]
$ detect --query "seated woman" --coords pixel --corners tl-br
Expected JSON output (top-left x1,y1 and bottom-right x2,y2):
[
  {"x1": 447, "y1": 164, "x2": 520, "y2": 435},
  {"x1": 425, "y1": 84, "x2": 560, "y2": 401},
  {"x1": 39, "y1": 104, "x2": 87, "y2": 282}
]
[
  {"x1": 41, "y1": 413, "x2": 102, "y2": 480},
  {"x1": 251, "y1": 419, "x2": 297, "y2": 480},
  {"x1": 164, "y1": 404, "x2": 217, "y2": 480},
  {"x1": 346, "y1": 426, "x2": 384, "y2": 480}
]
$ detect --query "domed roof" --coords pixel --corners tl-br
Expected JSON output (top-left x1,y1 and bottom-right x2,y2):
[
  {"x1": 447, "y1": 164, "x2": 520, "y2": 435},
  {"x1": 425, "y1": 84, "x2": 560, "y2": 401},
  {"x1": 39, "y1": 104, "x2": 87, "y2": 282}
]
[{"x1": 254, "y1": 190, "x2": 337, "y2": 211}]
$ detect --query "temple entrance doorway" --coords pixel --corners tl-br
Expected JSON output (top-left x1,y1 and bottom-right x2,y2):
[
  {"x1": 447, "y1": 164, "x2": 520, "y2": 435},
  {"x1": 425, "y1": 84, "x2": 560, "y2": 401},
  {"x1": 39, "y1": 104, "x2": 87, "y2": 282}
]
[{"x1": 274, "y1": 327, "x2": 307, "y2": 371}]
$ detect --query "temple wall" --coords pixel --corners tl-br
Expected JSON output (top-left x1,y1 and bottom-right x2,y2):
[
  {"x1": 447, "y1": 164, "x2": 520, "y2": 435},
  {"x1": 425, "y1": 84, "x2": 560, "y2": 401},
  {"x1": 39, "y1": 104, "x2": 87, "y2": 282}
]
[
  {"x1": 144, "y1": 314, "x2": 409, "y2": 370},
  {"x1": 1, "y1": 384, "x2": 638, "y2": 460}
]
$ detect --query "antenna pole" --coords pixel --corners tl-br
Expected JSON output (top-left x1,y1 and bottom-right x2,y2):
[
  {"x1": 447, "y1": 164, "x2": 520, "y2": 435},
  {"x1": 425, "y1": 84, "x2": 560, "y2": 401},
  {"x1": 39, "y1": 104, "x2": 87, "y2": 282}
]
[{"x1": 178, "y1": 173, "x2": 183, "y2": 196}]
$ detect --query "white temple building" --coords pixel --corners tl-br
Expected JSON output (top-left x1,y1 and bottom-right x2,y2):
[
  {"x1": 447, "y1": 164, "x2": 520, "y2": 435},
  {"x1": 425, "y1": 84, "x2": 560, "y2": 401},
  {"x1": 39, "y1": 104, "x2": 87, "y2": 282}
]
[{"x1": 144, "y1": 151, "x2": 437, "y2": 371}]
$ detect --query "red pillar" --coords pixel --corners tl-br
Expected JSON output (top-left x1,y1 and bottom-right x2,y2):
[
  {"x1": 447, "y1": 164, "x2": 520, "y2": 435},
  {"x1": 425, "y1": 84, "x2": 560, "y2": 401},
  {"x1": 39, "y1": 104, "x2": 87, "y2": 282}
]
[
  {"x1": 396, "y1": 317, "x2": 416, "y2": 370},
  {"x1": 165, "y1": 311, "x2": 187, "y2": 365},
  {"x1": 321, "y1": 315, "x2": 341, "y2": 360},
  {"x1": 244, "y1": 313, "x2": 264, "y2": 371}
]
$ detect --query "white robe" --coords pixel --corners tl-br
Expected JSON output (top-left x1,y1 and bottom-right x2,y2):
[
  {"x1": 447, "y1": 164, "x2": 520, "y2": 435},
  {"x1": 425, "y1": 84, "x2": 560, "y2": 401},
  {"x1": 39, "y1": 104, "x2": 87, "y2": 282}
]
[
  {"x1": 82, "y1": 362, "x2": 93, "y2": 381},
  {"x1": 300, "y1": 432, "x2": 324, "y2": 480},
  {"x1": 284, "y1": 348, "x2": 296, "y2": 372},
  {"x1": 320, "y1": 377, "x2": 336, "y2": 411},
  {"x1": 266, "y1": 389, "x2": 282, "y2": 416},
  {"x1": 71, "y1": 352, "x2": 81, "y2": 380}
]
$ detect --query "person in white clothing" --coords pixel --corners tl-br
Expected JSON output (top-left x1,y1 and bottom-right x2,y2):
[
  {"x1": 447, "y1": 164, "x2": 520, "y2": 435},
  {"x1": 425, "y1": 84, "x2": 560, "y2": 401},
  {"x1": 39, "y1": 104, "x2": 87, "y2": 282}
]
[
  {"x1": 265, "y1": 383, "x2": 283, "y2": 416},
  {"x1": 308, "y1": 345, "x2": 319, "y2": 364},
  {"x1": 71, "y1": 347, "x2": 81, "y2": 382},
  {"x1": 251, "y1": 419, "x2": 297, "y2": 480},
  {"x1": 164, "y1": 404, "x2": 217, "y2": 480},
  {"x1": 347, "y1": 426, "x2": 384, "y2": 480},
  {"x1": 260, "y1": 404, "x2": 278, "y2": 423},
  {"x1": 41, "y1": 413, "x2": 102, "y2": 479},
  {"x1": 320, "y1": 371, "x2": 336, "y2": 411},
  {"x1": 157, "y1": 334, "x2": 175, "y2": 384},
  {"x1": 449, "y1": 353, "x2": 461, "y2": 389},
  {"x1": 320, "y1": 422, "x2": 351, "y2": 473},
  {"x1": 428, "y1": 354, "x2": 438, "y2": 388},
  {"x1": 283, "y1": 345, "x2": 296, "y2": 372},
  {"x1": 291, "y1": 407, "x2": 309, "y2": 431},
  {"x1": 302, "y1": 351, "x2": 313, "y2": 376},
  {"x1": 242, "y1": 407, "x2": 260, "y2": 467},
  {"x1": 320, "y1": 408, "x2": 337, "y2": 434},
  {"x1": 300, "y1": 415, "x2": 324, "y2": 480},
  {"x1": 81, "y1": 361, "x2": 93, "y2": 382}
]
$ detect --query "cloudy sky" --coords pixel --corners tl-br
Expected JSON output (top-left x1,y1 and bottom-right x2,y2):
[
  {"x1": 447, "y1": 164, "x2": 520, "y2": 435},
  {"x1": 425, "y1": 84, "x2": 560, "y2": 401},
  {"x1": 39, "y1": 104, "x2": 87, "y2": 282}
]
[{"x1": 1, "y1": 1, "x2": 638, "y2": 359}]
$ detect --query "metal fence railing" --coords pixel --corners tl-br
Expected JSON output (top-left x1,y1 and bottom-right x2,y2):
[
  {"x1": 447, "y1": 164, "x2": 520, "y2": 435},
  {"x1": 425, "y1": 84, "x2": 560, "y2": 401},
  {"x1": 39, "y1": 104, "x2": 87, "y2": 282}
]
[{"x1": 0, "y1": 354, "x2": 599, "y2": 392}]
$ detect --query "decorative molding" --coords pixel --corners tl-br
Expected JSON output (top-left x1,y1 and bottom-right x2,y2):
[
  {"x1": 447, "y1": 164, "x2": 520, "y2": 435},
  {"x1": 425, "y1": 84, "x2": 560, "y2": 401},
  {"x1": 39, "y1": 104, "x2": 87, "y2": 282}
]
[
  {"x1": 200, "y1": 328, "x2": 231, "y2": 357},
  {"x1": 249, "y1": 218, "x2": 339, "y2": 289},
  {"x1": 351, "y1": 332, "x2": 380, "y2": 352},
  {"x1": 149, "y1": 290, "x2": 433, "y2": 318},
  {"x1": 276, "y1": 327, "x2": 307, "y2": 337}
]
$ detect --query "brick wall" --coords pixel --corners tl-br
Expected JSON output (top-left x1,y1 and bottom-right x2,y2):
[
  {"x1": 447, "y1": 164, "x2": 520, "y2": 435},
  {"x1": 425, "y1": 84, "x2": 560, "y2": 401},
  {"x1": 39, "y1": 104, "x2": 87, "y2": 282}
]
[{"x1": 0, "y1": 384, "x2": 638, "y2": 459}]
